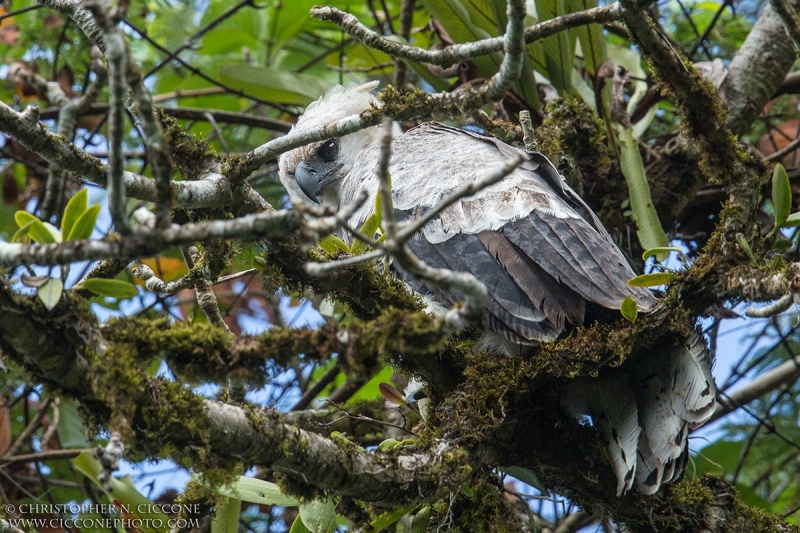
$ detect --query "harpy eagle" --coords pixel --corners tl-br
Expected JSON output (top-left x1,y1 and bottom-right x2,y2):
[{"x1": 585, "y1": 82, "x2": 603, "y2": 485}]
[{"x1": 278, "y1": 82, "x2": 716, "y2": 495}]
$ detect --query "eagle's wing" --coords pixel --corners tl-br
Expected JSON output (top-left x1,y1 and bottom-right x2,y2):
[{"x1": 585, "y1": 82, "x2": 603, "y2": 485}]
[{"x1": 345, "y1": 122, "x2": 654, "y2": 343}]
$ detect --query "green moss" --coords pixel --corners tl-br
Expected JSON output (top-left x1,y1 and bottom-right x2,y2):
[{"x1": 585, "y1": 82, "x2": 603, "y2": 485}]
[
  {"x1": 447, "y1": 474, "x2": 523, "y2": 532},
  {"x1": 156, "y1": 108, "x2": 218, "y2": 180}
]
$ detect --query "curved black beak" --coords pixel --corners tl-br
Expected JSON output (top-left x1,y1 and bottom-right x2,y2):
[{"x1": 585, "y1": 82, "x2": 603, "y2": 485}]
[
  {"x1": 295, "y1": 161, "x2": 319, "y2": 203},
  {"x1": 295, "y1": 161, "x2": 345, "y2": 204}
]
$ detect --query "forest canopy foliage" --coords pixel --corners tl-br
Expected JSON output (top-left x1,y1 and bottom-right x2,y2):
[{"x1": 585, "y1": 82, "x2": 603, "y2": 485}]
[{"x1": 1, "y1": 0, "x2": 800, "y2": 531}]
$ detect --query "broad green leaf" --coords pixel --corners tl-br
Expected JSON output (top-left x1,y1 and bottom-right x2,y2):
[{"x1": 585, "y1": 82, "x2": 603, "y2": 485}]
[
  {"x1": 783, "y1": 212, "x2": 800, "y2": 227},
  {"x1": 773, "y1": 163, "x2": 791, "y2": 228},
  {"x1": 299, "y1": 499, "x2": 336, "y2": 533},
  {"x1": 348, "y1": 365, "x2": 396, "y2": 403},
  {"x1": 81, "y1": 279, "x2": 139, "y2": 300},
  {"x1": 57, "y1": 400, "x2": 92, "y2": 448},
  {"x1": 73, "y1": 451, "x2": 171, "y2": 533},
  {"x1": 66, "y1": 204, "x2": 101, "y2": 241},
  {"x1": 15, "y1": 211, "x2": 61, "y2": 244},
  {"x1": 736, "y1": 233, "x2": 758, "y2": 266},
  {"x1": 211, "y1": 497, "x2": 241, "y2": 533},
  {"x1": 410, "y1": 506, "x2": 431, "y2": 533},
  {"x1": 627, "y1": 272, "x2": 675, "y2": 287},
  {"x1": 499, "y1": 466, "x2": 549, "y2": 495},
  {"x1": 371, "y1": 505, "x2": 416, "y2": 532},
  {"x1": 319, "y1": 235, "x2": 351, "y2": 254},
  {"x1": 62, "y1": 188, "x2": 88, "y2": 238},
  {"x1": 219, "y1": 65, "x2": 333, "y2": 105},
  {"x1": 353, "y1": 185, "x2": 385, "y2": 255},
  {"x1": 642, "y1": 247, "x2": 683, "y2": 260},
  {"x1": 290, "y1": 516, "x2": 310, "y2": 533},
  {"x1": 37, "y1": 277, "x2": 63, "y2": 311},
  {"x1": 567, "y1": 0, "x2": 605, "y2": 75},
  {"x1": 195, "y1": 475, "x2": 301, "y2": 507},
  {"x1": 620, "y1": 296, "x2": 638, "y2": 323},
  {"x1": 536, "y1": 0, "x2": 574, "y2": 94},
  {"x1": 691, "y1": 440, "x2": 743, "y2": 477},
  {"x1": 617, "y1": 126, "x2": 669, "y2": 260},
  {"x1": 11, "y1": 220, "x2": 35, "y2": 243},
  {"x1": 378, "y1": 438, "x2": 401, "y2": 451}
]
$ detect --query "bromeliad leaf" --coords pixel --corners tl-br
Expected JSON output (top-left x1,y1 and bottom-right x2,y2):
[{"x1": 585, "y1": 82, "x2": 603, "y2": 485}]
[
  {"x1": 62, "y1": 188, "x2": 89, "y2": 239},
  {"x1": 410, "y1": 506, "x2": 431, "y2": 533},
  {"x1": 15, "y1": 211, "x2": 61, "y2": 244},
  {"x1": 66, "y1": 204, "x2": 101, "y2": 241},
  {"x1": 617, "y1": 127, "x2": 669, "y2": 260},
  {"x1": 642, "y1": 247, "x2": 683, "y2": 260},
  {"x1": 352, "y1": 180, "x2": 385, "y2": 254},
  {"x1": 498, "y1": 466, "x2": 549, "y2": 495},
  {"x1": 290, "y1": 516, "x2": 310, "y2": 533},
  {"x1": 195, "y1": 475, "x2": 301, "y2": 507},
  {"x1": 783, "y1": 212, "x2": 800, "y2": 227},
  {"x1": 299, "y1": 499, "x2": 336, "y2": 533},
  {"x1": 37, "y1": 277, "x2": 63, "y2": 311},
  {"x1": 73, "y1": 451, "x2": 170, "y2": 533},
  {"x1": 370, "y1": 505, "x2": 416, "y2": 532},
  {"x1": 627, "y1": 272, "x2": 674, "y2": 287},
  {"x1": 211, "y1": 496, "x2": 241, "y2": 533},
  {"x1": 620, "y1": 296, "x2": 638, "y2": 322},
  {"x1": 319, "y1": 234, "x2": 351, "y2": 254},
  {"x1": 80, "y1": 279, "x2": 139, "y2": 300},
  {"x1": 772, "y1": 163, "x2": 791, "y2": 229}
]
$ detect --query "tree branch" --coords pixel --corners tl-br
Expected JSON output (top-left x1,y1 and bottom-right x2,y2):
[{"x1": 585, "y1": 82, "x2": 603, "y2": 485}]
[{"x1": 311, "y1": 4, "x2": 622, "y2": 67}]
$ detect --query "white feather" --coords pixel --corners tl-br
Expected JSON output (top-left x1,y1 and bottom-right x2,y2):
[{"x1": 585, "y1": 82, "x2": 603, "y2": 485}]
[
  {"x1": 668, "y1": 331, "x2": 716, "y2": 427},
  {"x1": 566, "y1": 376, "x2": 640, "y2": 495}
]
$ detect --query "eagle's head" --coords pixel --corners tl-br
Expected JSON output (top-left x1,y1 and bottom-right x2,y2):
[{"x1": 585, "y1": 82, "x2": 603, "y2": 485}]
[{"x1": 279, "y1": 81, "x2": 385, "y2": 208}]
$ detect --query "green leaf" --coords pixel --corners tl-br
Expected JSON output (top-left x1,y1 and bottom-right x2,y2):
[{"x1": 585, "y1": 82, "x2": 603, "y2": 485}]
[
  {"x1": 195, "y1": 475, "x2": 301, "y2": 507},
  {"x1": 620, "y1": 296, "x2": 638, "y2": 323},
  {"x1": 353, "y1": 186, "x2": 384, "y2": 255},
  {"x1": 211, "y1": 497, "x2": 241, "y2": 533},
  {"x1": 11, "y1": 220, "x2": 35, "y2": 243},
  {"x1": 773, "y1": 163, "x2": 791, "y2": 228},
  {"x1": 410, "y1": 506, "x2": 431, "y2": 533},
  {"x1": 378, "y1": 438, "x2": 400, "y2": 451},
  {"x1": 289, "y1": 516, "x2": 310, "y2": 533},
  {"x1": 370, "y1": 505, "x2": 416, "y2": 532},
  {"x1": 498, "y1": 466, "x2": 549, "y2": 495},
  {"x1": 319, "y1": 234, "x2": 351, "y2": 254},
  {"x1": 73, "y1": 451, "x2": 171, "y2": 533},
  {"x1": 219, "y1": 65, "x2": 333, "y2": 105},
  {"x1": 57, "y1": 400, "x2": 92, "y2": 448},
  {"x1": 80, "y1": 278, "x2": 139, "y2": 300},
  {"x1": 783, "y1": 212, "x2": 800, "y2": 227},
  {"x1": 567, "y1": 0, "x2": 605, "y2": 76},
  {"x1": 617, "y1": 127, "x2": 669, "y2": 259},
  {"x1": 299, "y1": 499, "x2": 336, "y2": 533},
  {"x1": 627, "y1": 272, "x2": 674, "y2": 287},
  {"x1": 736, "y1": 233, "x2": 758, "y2": 266},
  {"x1": 66, "y1": 204, "x2": 101, "y2": 241},
  {"x1": 37, "y1": 277, "x2": 63, "y2": 311},
  {"x1": 536, "y1": 0, "x2": 574, "y2": 94},
  {"x1": 642, "y1": 246, "x2": 683, "y2": 260},
  {"x1": 15, "y1": 211, "x2": 61, "y2": 244},
  {"x1": 62, "y1": 188, "x2": 88, "y2": 239}
]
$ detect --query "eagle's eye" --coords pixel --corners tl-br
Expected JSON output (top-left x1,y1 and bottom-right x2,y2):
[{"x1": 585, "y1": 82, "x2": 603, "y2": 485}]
[{"x1": 317, "y1": 139, "x2": 339, "y2": 163}]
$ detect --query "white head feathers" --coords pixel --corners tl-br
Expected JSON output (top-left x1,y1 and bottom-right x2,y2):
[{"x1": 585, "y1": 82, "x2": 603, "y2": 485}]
[
  {"x1": 294, "y1": 81, "x2": 379, "y2": 131},
  {"x1": 278, "y1": 81, "x2": 387, "y2": 209}
]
